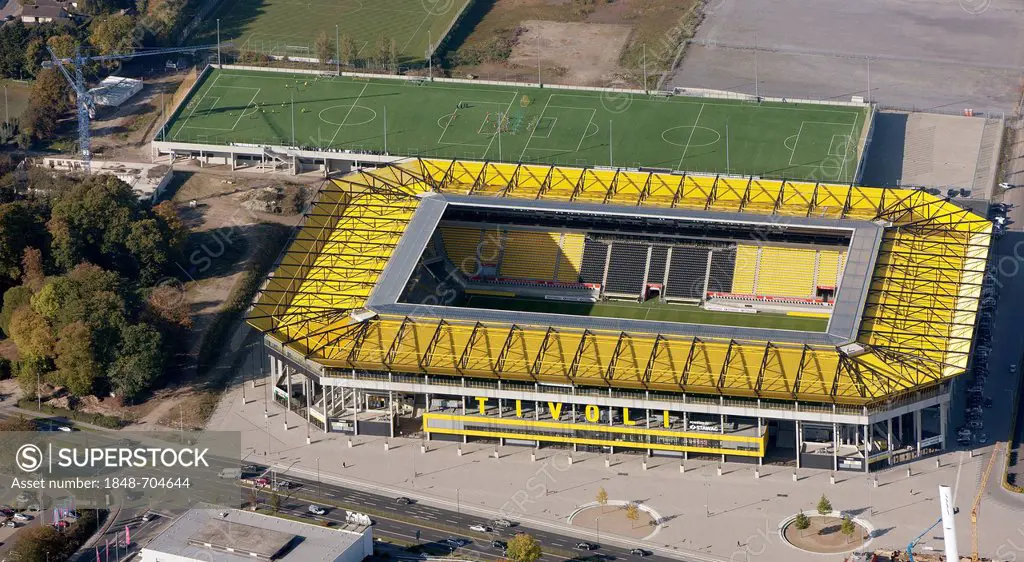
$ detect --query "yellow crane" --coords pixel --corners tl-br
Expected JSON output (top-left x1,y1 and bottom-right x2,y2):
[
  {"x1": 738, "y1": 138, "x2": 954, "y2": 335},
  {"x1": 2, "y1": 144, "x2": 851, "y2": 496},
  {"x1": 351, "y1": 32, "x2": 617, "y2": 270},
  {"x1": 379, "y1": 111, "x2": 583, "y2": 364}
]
[{"x1": 971, "y1": 442, "x2": 1003, "y2": 561}]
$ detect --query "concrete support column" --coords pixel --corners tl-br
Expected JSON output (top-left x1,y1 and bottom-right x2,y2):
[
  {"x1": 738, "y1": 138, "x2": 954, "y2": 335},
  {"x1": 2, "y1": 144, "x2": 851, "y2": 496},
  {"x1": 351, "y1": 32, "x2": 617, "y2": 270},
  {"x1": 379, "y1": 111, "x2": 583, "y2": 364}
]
[
  {"x1": 425, "y1": 392, "x2": 432, "y2": 440},
  {"x1": 352, "y1": 388, "x2": 359, "y2": 436},
  {"x1": 389, "y1": 390, "x2": 395, "y2": 438},
  {"x1": 757, "y1": 417, "x2": 763, "y2": 465},
  {"x1": 305, "y1": 378, "x2": 311, "y2": 429},
  {"x1": 887, "y1": 418, "x2": 894, "y2": 466},
  {"x1": 832, "y1": 423, "x2": 839, "y2": 472},
  {"x1": 462, "y1": 396, "x2": 467, "y2": 444},
  {"x1": 795, "y1": 419, "x2": 801, "y2": 469},
  {"x1": 285, "y1": 366, "x2": 292, "y2": 414},
  {"x1": 914, "y1": 409, "x2": 923, "y2": 456},
  {"x1": 939, "y1": 402, "x2": 949, "y2": 451},
  {"x1": 646, "y1": 409, "x2": 652, "y2": 457},
  {"x1": 498, "y1": 398, "x2": 505, "y2": 446},
  {"x1": 863, "y1": 423, "x2": 870, "y2": 473},
  {"x1": 720, "y1": 413, "x2": 726, "y2": 465}
]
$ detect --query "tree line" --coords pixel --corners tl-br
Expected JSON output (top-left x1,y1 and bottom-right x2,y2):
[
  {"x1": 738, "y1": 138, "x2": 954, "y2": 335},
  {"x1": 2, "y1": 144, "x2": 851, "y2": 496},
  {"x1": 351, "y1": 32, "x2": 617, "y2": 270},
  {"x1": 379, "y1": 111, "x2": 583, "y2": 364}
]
[{"x1": 0, "y1": 158, "x2": 190, "y2": 403}]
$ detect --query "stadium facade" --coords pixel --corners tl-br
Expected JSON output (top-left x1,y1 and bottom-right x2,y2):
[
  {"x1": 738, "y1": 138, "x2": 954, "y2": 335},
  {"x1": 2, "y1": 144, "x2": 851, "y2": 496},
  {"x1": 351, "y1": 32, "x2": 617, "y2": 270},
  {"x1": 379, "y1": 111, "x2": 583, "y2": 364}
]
[{"x1": 249, "y1": 159, "x2": 991, "y2": 472}]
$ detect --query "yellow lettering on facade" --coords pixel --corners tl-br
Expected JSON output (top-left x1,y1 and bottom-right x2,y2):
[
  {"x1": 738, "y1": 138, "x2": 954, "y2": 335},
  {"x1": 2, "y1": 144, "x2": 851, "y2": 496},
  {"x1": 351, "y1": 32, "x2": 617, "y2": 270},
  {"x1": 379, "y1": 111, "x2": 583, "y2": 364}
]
[
  {"x1": 663, "y1": 410, "x2": 670, "y2": 428},
  {"x1": 585, "y1": 404, "x2": 600, "y2": 423},
  {"x1": 476, "y1": 396, "x2": 488, "y2": 414},
  {"x1": 623, "y1": 407, "x2": 636, "y2": 426},
  {"x1": 548, "y1": 402, "x2": 563, "y2": 421},
  {"x1": 515, "y1": 400, "x2": 523, "y2": 418}
]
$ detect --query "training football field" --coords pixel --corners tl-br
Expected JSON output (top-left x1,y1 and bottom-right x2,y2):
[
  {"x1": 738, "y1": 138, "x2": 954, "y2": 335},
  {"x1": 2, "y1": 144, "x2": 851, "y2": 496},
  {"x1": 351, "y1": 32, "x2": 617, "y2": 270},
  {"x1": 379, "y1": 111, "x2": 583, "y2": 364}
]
[
  {"x1": 196, "y1": 0, "x2": 469, "y2": 63},
  {"x1": 462, "y1": 295, "x2": 830, "y2": 332},
  {"x1": 164, "y1": 68, "x2": 869, "y2": 181}
]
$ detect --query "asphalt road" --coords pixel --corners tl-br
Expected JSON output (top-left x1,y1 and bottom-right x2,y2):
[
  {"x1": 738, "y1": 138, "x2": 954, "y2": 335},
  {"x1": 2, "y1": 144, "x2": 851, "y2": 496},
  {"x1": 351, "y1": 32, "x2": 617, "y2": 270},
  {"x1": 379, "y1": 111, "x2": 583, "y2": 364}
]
[{"x1": 246, "y1": 462, "x2": 670, "y2": 562}]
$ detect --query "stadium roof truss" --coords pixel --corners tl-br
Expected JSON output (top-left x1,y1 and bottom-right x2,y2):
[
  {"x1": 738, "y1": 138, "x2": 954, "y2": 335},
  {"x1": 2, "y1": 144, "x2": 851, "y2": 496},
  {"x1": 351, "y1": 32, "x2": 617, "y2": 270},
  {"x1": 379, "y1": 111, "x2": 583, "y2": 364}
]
[{"x1": 248, "y1": 159, "x2": 991, "y2": 406}]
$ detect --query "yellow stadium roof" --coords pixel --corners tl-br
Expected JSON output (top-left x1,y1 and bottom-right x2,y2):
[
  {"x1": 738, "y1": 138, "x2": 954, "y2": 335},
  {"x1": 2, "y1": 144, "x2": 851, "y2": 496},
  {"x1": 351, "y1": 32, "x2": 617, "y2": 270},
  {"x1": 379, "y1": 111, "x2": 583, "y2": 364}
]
[{"x1": 248, "y1": 159, "x2": 991, "y2": 406}]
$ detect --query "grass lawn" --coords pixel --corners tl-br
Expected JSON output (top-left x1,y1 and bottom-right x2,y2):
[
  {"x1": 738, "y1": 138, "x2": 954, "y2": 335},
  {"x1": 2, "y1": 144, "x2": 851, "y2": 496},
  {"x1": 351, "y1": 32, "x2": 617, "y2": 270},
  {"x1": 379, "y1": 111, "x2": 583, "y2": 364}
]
[
  {"x1": 195, "y1": 0, "x2": 470, "y2": 64},
  {"x1": 0, "y1": 80, "x2": 31, "y2": 122},
  {"x1": 462, "y1": 295, "x2": 830, "y2": 332},
  {"x1": 163, "y1": 68, "x2": 868, "y2": 181}
]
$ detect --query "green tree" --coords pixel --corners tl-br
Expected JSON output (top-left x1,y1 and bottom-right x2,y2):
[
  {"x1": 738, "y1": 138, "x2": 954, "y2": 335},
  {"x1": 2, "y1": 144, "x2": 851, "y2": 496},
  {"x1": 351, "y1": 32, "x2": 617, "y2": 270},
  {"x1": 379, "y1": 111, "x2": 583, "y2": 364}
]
[
  {"x1": 840, "y1": 515, "x2": 856, "y2": 541},
  {"x1": 794, "y1": 511, "x2": 810, "y2": 530},
  {"x1": 89, "y1": 14, "x2": 136, "y2": 58},
  {"x1": 126, "y1": 218, "x2": 172, "y2": 286},
  {"x1": 339, "y1": 34, "x2": 357, "y2": 67},
  {"x1": 596, "y1": 486, "x2": 608, "y2": 509},
  {"x1": 47, "y1": 174, "x2": 140, "y2": 273},
  {"x1": 0, "y1": 284, "x2": 33, "y2": 336},
  {"x1": 153, "y1": 201, "x2": 188, "y2": 250},
  {"x1": 505, "y1": 532, "x2": 542, "y2": 562},
  {"x1": 108, "y1": 323, "x2": 162, "y2": 401},
  {"x1": 22, "y1": 246, "x2": 46, "y2": 291},
  {"x1": 270, "y1": 491, "x2": 281, "y2": 512},
  {"x1": 53, "y1": 321, "x2": 99, "y2": 396},
  {"x1": 816, "y1": 494, "x2": 832, "y2": 516},
  {"x1": 23, "y1": 68, "x2": 72, "y2": 141},
  {"x1": 375, "y1": 34, "x2": 395, "y2": 70},
  {"x1": 314, "y1": 30, "x2": 333, "y2": 66},
  {"x1": 5, "y1": 525, "x2": 67, "y2": 562},
  {"x1": 46, "y1": 34, "x2": 80, "y2": 60},
  {"x1": 8, "y1": 306, "x2": 54, "y2": 358},
  {"x1": 23, "y1": 37, "x2": 45, "y2": 77},
  {"x1": 0, "y1": 201, "x2": 48, "y2": 283},
  {"x1": 625, "y1": 502, "x2": 640, "y2": 528}
]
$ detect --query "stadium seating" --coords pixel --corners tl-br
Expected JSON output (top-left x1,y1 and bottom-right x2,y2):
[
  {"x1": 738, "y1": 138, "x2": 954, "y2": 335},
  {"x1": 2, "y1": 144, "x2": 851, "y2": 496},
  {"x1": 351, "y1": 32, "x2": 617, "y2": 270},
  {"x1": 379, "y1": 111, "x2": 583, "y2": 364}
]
[
  {"x1": 665, "y1": 246, "x2": 710, "y2": 299},
  {"x1": 580, "y1": 239, "x2": 608, "y2": 284},
  {"x1": 755, "y1": 246, "x2": 817, "y2": 298},
  {"x1": 815, "y1": 250, "x2": 846, "y2": 288},
  {"x1": 499, "y1": 230, "x2": 560, "y2": 280},
  {"x1": 605, "y1": 243, "x2": 648, "y2": 295},
  {"x1": 556, "y1": 233, "x2": 586, "y2": 282},
  {"x1": 440, "y1": 226, "x2": 484, "y2": 274},
  {"x1": 731, "y1": 245, "x2": 759, "y2": 294},
  {"x1": 647, "y1": 246, "x2": 669, "y2": 286},
  {"x1": 707, "y1": 247, "x2": 737, "y2": 294}
]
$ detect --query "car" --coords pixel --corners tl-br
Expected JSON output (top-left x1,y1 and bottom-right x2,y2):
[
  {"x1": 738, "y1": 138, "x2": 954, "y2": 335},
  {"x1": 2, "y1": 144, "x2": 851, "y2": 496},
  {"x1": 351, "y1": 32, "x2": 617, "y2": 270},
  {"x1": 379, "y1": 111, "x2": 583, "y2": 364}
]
[
  {"x1": 576, "y1": 542, "x2": 599, "y2": 550},
  {"x1": 141, "y1": 512, "x2": 155, "y2": 522},
  {"x1": 12, "y1": 513, "x2": 31, "y2": 522},
  {"x1": 395, "y1": 496, "x2": 414, "y2": 505},
  {"x1": 1012, "y1": 364, "x2": 1018, "y2": 374},
  {"x1": 254, "y1": 478, "x2": 270, "y2": 488},
  {"x1": 492, "y1": 518, "x2": 514, "y2": 528},
  {"x1": 308, "y1": 505, "x2": 327, "y2": 516},
  {"x1": 978, "y1": 433, "x2": 989, "y2": 444},
  {"x1": 56, "y1": 426, "x2": 72, "y2": 432},
  {"x1": 444, "y1": 538, "x2": 469, "y2": 548},
  {"x1": 491, "y1": 540, "x2": 508, "y2": 550},
  {"x1": 219, "y1": 468, "x2": 242, "y2": 479},
  {"x1": 968, "y1": 420, "x2": 984, "y2": 430},
  {"x1": 1000, "y1": 182, "x2": 1015, "y2": 190},
  {"x1": 630, "y1": 548, "x2": 651, "y2": 557},
  {"x1": 275, "y1": 480, "x2": 293, "y2": 490},
  {"x1": 469, "y1": 524, "x2": 493, "y2": 533},
  {"x1": 25, "y1": 504, "x2": 40, "y2": 512},
  {"x1": 4, "y1": 521, "x2": 18, "y2": 528}
]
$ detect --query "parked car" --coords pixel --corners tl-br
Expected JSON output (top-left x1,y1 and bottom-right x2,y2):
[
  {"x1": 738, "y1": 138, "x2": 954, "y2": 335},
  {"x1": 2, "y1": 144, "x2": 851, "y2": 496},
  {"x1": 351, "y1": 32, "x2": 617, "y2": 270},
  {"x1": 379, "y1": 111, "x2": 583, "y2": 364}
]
[
  {"x1": 576, "y1": 542, "x2": 599, "y2": 551},
  {"x1": 630, "y1": 548, "x2": 651, "y2": 557},
  {"x1": 308, "y1": 505, "x2": 327, "y2": 516},
  {"x1": 469, "y1": 524, "x2": 493, "y2": 533},
  {"x1": 254, "y1": 477, "x2": 270, "y2": 488},
  {"x1": 491, "y1": 540, "x2": 508, "y2": 550},
  {"x1": 4, "y1": 521, "x2": 18, "y2": 528},
  {"x1": 12, "y1": 513, "x2": 31, "y2": 522},
  {"x1": 978, "y1": 433, "x2": 989, "y2": 444},
  {"x1": 142, "y1": 512, "x2": 155, "y2": 522}
]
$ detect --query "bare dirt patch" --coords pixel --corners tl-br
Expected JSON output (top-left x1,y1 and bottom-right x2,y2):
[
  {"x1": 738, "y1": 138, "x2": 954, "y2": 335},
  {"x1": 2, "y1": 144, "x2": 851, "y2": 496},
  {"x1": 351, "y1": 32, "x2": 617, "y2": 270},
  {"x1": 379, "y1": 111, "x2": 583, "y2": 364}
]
[
  {"x1": 782, "y1": 515, "x2": 869, "y2": 554},
  {"x1": 570, "y1": 504, "x2": 657, "y2": 539},
  {"x1": 509, "y1": 21, "x2": 631, "y2": 85}
]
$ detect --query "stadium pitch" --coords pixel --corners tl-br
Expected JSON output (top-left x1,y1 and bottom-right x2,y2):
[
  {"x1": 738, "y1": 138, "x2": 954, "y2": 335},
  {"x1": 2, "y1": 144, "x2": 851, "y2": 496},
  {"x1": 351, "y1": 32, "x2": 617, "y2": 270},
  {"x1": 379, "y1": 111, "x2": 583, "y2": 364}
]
[
  {"x1": 164, "y1": 69, "x2": 869, "y2": 181},
  {"x1": 196, "y1": 0, "x2": 469, "y2": 63},
  {"x1": 461, "y1": 295, "x2": 830, "y2": 332}
]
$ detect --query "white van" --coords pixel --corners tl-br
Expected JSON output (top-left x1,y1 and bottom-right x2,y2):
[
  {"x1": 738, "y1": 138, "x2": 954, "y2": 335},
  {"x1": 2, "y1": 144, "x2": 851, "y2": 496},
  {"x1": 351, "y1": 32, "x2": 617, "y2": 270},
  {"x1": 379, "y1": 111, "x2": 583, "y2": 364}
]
[{"x1": 218, "y1": 468, "x2": 242, "y2": 479}]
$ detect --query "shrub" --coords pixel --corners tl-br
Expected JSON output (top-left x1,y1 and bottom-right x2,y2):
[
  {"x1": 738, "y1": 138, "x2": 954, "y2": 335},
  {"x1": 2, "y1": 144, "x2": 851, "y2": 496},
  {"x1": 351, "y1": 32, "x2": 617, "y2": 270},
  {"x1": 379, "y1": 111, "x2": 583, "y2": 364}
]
[
  {"x1": 794, "y1": 511, "x2": 810, "y2": 530},
  {"x1": 816, "y1": 494, "x2": 832, "y2": 516}
]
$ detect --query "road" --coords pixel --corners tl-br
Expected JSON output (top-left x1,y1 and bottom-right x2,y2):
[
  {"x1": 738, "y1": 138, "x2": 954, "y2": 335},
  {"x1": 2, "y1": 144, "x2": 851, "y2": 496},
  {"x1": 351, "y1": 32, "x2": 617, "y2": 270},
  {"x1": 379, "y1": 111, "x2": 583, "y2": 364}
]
[{"x1": 246, "y1": 462, "x2": 666, "y2": 562}]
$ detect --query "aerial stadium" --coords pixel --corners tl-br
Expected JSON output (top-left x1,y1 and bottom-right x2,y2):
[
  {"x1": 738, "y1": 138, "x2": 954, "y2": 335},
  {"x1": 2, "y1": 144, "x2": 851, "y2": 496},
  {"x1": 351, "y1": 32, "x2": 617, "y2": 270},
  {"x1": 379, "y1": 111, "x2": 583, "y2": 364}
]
[{"x1": 247, "y1": 158, "x2": 990, "y2": 472}]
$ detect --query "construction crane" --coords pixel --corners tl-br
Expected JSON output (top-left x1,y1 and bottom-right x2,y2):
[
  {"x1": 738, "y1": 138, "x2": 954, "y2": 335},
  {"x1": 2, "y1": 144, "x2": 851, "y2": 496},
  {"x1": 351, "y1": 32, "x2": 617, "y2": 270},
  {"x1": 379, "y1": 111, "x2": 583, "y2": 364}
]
[
  {"x1": 972, "y1": 441, "x2": 1003, "y2": 561},
  {"x1": 44, "y1": 43, "x2": 224, "y2": 169},
  {"x1": 906, "y1": 515, "x2": 944, "y2": 562}
]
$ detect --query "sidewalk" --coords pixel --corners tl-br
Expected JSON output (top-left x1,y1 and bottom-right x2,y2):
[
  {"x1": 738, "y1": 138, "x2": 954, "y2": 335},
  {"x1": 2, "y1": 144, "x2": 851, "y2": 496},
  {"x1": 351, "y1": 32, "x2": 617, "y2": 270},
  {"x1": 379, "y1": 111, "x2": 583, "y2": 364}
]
[{"x1": 207, "y1": 380, "x2": 1024, "y2": 562}]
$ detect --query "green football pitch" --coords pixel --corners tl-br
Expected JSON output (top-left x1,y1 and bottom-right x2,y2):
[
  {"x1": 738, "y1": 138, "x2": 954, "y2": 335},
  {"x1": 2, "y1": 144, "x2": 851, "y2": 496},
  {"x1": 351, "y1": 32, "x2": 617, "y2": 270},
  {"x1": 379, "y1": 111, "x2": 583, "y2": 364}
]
[
  {"x1": 462, "y1": 295, "x2": 829, "y2": 332},
  {"x1": 164, "y1": 68, "x2": 869, "y2": 181},
  {"x1": 195, "y1": 0, "x2": 470, "y2": 63}
]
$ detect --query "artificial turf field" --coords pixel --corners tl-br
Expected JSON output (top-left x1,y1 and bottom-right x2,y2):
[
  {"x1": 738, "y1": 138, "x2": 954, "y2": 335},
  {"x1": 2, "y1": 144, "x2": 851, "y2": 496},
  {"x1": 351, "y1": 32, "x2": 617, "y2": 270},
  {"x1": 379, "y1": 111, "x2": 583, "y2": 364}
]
[
  {"x1": 196, "y1": 0, "x2": 469, "y2": 63},
  {"x1": 164, "y1": 68, "x2": 869, "y2": 181},
  {"x1": 462, "y1": 295, "x2": 830, "y2": 332}
]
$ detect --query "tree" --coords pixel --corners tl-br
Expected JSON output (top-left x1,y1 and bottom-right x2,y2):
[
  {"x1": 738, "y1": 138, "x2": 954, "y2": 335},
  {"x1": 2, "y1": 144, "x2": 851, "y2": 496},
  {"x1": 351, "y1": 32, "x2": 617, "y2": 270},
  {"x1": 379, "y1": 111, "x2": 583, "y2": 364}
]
[
  {"x1": 505, "y1": 532, "x2": 542, "y2": 562},
  {"x1": 126, "y1": 218, "x2": 173, "y2": 286},
  {"x1": 625, "y1": 503, "x2": 640, "y2": 528},
  {"x1": 22, "y1": 247, "x2": 46, "y2": 291},
  {"x1": 793, "y1": 511, "x2": 810, "y2": 530},
  {"x1": 8, "y1": 306, "x2": 54, "y2": 359},
  {"x1": 5, "y1": 525, "x2": 67, "y2": 562},
  {"x1": 89, "y1": 14, "x2": 136, "y2": 58},
  {"x1": 152, "y1": 201, "x2": 188, "y2": 250},
  {"x1": 0, "y1": 201, "x2": 48, "y2": 283},
  {"x1": 339, "y1": 34, "x2": 356, "y2": 67},
  {"x1": 375, "y1": 34, "x2": 395, "y2": 70},
  {"x1": 48, "y1": 174, "x2": 140, "y2": 273},
  {"x1": 0, "y1": 284, "x2": 33, "y2": 336},
  {"x1": 46, "y1": 34, "x2": 80, "y2": 60},
  {"x1": 23, "y1": 68, "x2": 72, "y2": 141},
  {"x1": 314, "y1": 30, "x2": 333, "y2": 66},
  {"x1": 816, "y1": 494, "x2": 832, "y2": 516},
  {"x1": 107, "y1": 323, "x2": 162, "y2": 401},
  {"x1": 53, "y1": 321, "x2": 99, "y2": 396},
  {"x1": 270, "y1": 491, "x2": 281, "y2": 512},
  {"x1": 23, "y1": 37, "x2": 45, "y2": 77},
  {"x1": 596, "y1": 486, "x2": 608, "y2": 509},
  {"x1": 840, "y1": 515, "x2": 856, "y2": 541}
]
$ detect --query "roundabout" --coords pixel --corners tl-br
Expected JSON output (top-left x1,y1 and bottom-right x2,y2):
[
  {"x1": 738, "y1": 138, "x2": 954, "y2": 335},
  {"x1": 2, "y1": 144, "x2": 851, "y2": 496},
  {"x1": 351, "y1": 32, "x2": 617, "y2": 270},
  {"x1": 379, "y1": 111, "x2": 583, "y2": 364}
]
[
  {"x1": 568, "y1": 501, "x2": 662, "y2": 541},
  {"x1": 779, "y1": 511, "x2": 873, "y2": 555}
]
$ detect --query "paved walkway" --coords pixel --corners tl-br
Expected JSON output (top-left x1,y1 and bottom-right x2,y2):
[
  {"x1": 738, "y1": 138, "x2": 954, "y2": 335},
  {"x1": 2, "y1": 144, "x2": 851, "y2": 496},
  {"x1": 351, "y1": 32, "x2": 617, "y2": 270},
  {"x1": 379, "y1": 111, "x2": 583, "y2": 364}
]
[{"x1": 206, "y1": 371, "x2": 1024, "y2": 562}]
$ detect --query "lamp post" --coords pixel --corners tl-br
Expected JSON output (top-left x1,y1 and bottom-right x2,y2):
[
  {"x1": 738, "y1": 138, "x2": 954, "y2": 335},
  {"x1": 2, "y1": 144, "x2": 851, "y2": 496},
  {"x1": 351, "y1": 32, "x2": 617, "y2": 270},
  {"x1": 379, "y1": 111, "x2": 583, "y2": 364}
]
[
  {"x1": 456, "y1": 488, "x2": 460, "y2": 515},
  {"x1": 317, "y1": 457, "x2": 321, "y2": 499}
]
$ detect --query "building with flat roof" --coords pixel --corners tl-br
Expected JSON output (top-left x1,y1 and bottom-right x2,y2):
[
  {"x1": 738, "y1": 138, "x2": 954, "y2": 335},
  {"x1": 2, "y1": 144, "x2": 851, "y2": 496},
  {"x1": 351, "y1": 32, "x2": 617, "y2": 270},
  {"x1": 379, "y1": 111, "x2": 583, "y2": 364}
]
[{"x1": 140, "y1": 504, "x2": 372, "y2": 562}]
